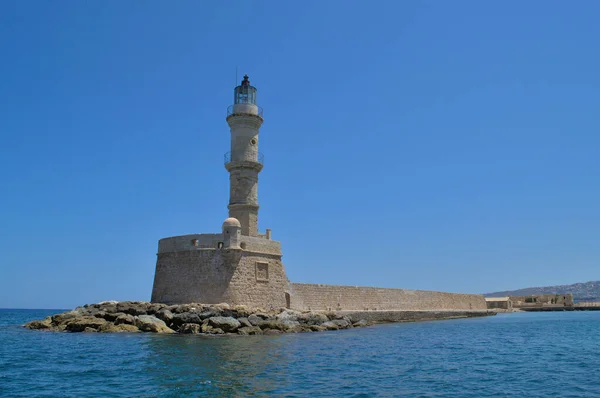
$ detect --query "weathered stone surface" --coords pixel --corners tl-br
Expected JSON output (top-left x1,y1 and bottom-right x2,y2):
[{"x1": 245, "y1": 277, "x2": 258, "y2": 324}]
[
  {"x1": 207, "y1": 316, "x2": 241, "y2": 333},
  {"x1": 117, "y1": 302, "x2": 149, "y2": 316},
  {"x1": 102, "y1": 312, "x2": 124, "y2": 322},
  {"x1": 297, "y1": 312, "x2": 328, "y2": 325},
  {"x1": 135, "y1": 315, "x2": 175, "y2": 333},
  {"x1": 247, "y1": 314, "x2": 262, "y2": 326},
  {"x1": 276, "y1": 310, "x2": 300, "y2": 322},
  {"x1": 115, "y1": 314, "x2": 136, "y2": 325},
  {"x1": 172, "y1": 312, "x2": 202, "y2": 327},
  {"x1": 179, "y1": 323, "x2": 201, "y2": 334},
  {"x1": 263, "y1": 329, "x2": 282, "y2": 335},
  {"x1": 83, "y1": 327, "x2": 97, "y2": 333},
  {"x1": 25, "y1": 317, "x2": 53, "y2": 330},
  {"x1": 238, "y1": 317, "x2": 253, "y2": 328},
  {"x1": 65, "y1": 317, "x2": 107, "y2": 332},
  {"x1": 352, "y1": 319, "x2": 370, "y2": 327},
  {"x1": 52, "y1": 309, "x2": 86, "y2": 325},
  {"x1": 198, "y1": 309, "x2": 221, "y2": 320},
  {"x1": 98, "y1": 323, "x2": 139, "y2": 333},
  {"x1": 155, "y1": 309, "x2": 174, "y2": 324},
  {"x1": 237, "y1": 326, "x2": 263, "y2": 335}
]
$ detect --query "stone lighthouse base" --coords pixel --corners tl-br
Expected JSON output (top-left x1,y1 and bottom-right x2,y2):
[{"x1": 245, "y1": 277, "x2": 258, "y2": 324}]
[{"x1": 151, "y1": 231, "x2": 290, "y2": 310}]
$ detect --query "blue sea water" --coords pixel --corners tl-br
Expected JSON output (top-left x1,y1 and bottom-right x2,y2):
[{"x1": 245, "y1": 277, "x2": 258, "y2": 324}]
[{"x1": 1, "y1": 310, "x2": 599, "y2": 397}]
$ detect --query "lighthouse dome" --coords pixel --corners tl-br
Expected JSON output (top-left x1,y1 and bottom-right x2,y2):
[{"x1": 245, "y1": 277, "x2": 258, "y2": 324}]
[{"x1": 222, "y1": 217, "x2": 241, "y2": 228}]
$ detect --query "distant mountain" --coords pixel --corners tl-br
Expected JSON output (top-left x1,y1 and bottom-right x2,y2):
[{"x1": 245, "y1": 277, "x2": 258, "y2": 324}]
[{"x1": 485, "y1": 281, "x2": 600, "y2": 303}]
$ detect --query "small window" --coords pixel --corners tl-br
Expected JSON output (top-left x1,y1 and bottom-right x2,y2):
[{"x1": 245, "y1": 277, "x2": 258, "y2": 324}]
[
  {"x1": 191, "y1": 239, "x2": 200, "y2": 247},
  {"x1": 217, "y1": 242, "x2": 223, "y2": 249}
]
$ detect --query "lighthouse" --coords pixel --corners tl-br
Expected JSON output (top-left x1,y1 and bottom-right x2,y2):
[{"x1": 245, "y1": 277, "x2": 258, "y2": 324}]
[{"x1": 225, "y1": 75, "x2": 264, "y2": 237}]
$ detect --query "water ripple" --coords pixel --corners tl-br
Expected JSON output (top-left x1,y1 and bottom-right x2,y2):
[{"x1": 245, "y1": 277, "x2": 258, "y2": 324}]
[{"x1": 2, "y1": 310, "x2": 600, "y2": 397}]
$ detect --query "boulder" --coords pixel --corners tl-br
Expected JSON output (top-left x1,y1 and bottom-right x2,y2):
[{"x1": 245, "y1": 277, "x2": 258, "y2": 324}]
[
  {"x1": 102, "y1": 312, "x2": 125, "y2": 322},
  {"x1": 297, "y1": 312, "x2": 329, "y2": 326},
  {"x1": 135, "y1": 315, "x2": 175, "y2": 333},
  {"x1": 276, "y1": 310, "x2": 300, "y2": 322},
  {"x1": 25, "y1": 317, "x2": 53, "y2": 330},
  {"x1": 352, "y1": 319, "x2": 371, "y2": 327},
  {"x1": 233, "y1": 305, "x2": 251, "y2": 318},
  {"x1": 237, "y1": 326, "x2": 263, "y2": 335},
  {"x1": 171, "y1": 312, "x2": 202, "y2": 327},
  {"x1": 207, "y1": 316, "x2": 241, "y2": 333},
  {"x1": 51, "y1": 309, "x2": 87, "y2": 325},
  {"x1": 147, "y1": 303, "x2": 168, "y2": 314},
  {"x1": 114, "y1": 314, "x2": 136, "y2": 325},
  {"x1": 155, "y1": 309, "x2": 174, "y2": 324},
  {"x1": 321, "y1": 319, "x2": 351, "y2": 331},
  {"x1": 98, "y1": 323, "x2": 139, "y2": 333},
  {"x1": 238, "y1": 317, "x2": 253, "y2": 328},
  {"x1": 179, "y1": 323, "x2": 201, "y2": 334},
  {"x1": 198, "y1": 309, "x2": 221, "y2": 320},
  {"x1": 256, "y1": 319, "x2": 297, "y2": 331},
  {"x1": 247, "y1": 314, "x2": 262, "y2": 326},
  {"x1": 83, "y1": 327, "x2": 97, "y2": 333},
  {"x1": 65, "y1": 317, "x2": 107, "y2": 332},
  {"x1": 117, "y1": 302, "x2": 148, "y2": 316}
]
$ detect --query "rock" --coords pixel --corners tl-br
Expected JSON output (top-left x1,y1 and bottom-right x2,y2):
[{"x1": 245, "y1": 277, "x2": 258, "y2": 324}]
[
  {"x1": 297, "y1": 312, "x2": 329, "y2": 325},
  {"x1": 198, "y1": 309, "x2": 221, "y2": 320},
  {"x1": 256, "y1": 319, "x2": 298, "y2": 331},
  {"x1": 155, "y1": 309, "x2": 174, "y2": 324},
  {"x1": 309, "y1": 325, "x2": 326, "y2": 332},
  {"x1": 238, "y1": 317, "x2": 253, "y2": 328},
  {"x1": 117, "y1": 302, "x2": 148, "y2": 316},
  {"x1": 172, "y1": 312, "x2": 202, "y2": 327},
  {"x1": 247, "y1": 314, "x2": 262, "y2": 326},
  {"x1": 98, "y1": 300, "x2": 119, "y2": 306},
  {"x1": 263, "y1": 329, "x2": 282, "y2": 335},
  {"x1": 276, "y1": 310, "x2": 300, "y2": 322},
  {"x1": 237, "y1": 326, "x2": 263, "y2": 335},
  {"x1": 352, "y1": 319, "x2": 370, "y2": 327},
  {"x1": 147, "y1": 303, "x2": 168, "y2": 314},
  {"x1": 51, "y1": 309, "x2": 86, "y2": 325},
  {"x1": 98, "y1": 323, "x2": 139, "y2": 333},
  {"x1": 233, "y1": 305, "x2": 251, "y2": 318},
  {"x1": 115, "y1": 314, "x2": 136, "y2": 325},
  {"x1": 83, "y1": 327, "x2": 97, "y2": 333},
  {"x1": 135, "y1": 315, "x2": 175, "y2": 333},
  {"x1": 179, "y1": 323, "x2": 201, "y2": 334},
  {"x1": 65, "y1": 317, "x2": 107, "y2": 332},
  {"x1": 321, "y1": 319, "x2": 351, "y2": 330},
  {"x1": 207, "y1": 316, "x2": 241, "y2": 333},
  {"x1": 102, "y1": 312, "x2": 125, "y2": 322},
  {"x1": 25, "y1": 317, "x2": 53, "y2": 330},
  {"x1": 321, "y1": 321, "x2": 340, "y2": 331}
]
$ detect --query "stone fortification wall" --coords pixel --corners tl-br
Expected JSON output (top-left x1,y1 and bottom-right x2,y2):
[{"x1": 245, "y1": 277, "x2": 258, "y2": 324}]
[
  {"x1": 152, "y1": 234, "x2": 288, "y2": 309},
  {"x1": 289, "y1": 283, "x2": 487, "y2": 311},
  {"x1": 157, "y1": 234, "x2": 281, "y2": 255}
]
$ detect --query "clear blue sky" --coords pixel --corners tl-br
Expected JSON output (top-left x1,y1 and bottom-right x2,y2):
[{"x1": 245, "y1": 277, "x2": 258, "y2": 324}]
[{"x1": 1, "y1": 1, "x2": 598, "y2": 309}]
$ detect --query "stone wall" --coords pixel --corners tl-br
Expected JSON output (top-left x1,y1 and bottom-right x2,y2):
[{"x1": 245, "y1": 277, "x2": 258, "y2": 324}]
[{"x1": 288, "y1": 283, "x2": 487, "y2": 311}]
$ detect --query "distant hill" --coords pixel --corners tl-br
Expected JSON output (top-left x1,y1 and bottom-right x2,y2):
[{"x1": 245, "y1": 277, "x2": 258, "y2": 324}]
[{"x1": 485, "y1": 281, "x2": 600, "y2": 303}]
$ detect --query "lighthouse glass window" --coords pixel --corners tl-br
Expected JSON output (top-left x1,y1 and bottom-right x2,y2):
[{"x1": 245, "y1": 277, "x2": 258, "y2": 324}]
[{"x1": 235, "y1": 86, "x2": 256, "y2": 104}]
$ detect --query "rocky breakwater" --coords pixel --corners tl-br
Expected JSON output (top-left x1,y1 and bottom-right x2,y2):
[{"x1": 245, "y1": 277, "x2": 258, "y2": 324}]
[{"x1": 24, "y1": 301, "x2": 367, "y2": 335}]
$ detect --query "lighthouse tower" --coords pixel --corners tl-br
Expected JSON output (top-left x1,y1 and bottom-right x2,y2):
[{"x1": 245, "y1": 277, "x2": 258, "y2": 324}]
[
  {"x1": 151, "y1": 74, "x2": 290, "y2": 308},
  {"x1": 225, "y1": 75, "x2": 264, "y2": 236}
]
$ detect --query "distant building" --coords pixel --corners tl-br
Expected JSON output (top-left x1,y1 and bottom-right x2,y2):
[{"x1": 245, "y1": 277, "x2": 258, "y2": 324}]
[{"x1": 485, "y1": 297, "x2": 512, "y2": 311}]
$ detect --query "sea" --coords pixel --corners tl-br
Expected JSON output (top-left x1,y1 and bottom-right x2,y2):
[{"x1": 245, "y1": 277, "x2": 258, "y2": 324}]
[{"x1": 1, "y1": 309, "x2": 599, "y2": 397}]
